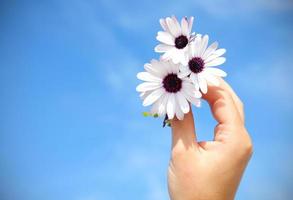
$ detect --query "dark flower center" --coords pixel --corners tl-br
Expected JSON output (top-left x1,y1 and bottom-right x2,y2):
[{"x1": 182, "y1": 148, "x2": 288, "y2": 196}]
[
  {"x1": 163, "y1": 73, "x2": 182, "y2": 93},
  {"x1": 188, "y1": 57, "x2": 205, "y2": 74},
  {"x1": 175, "y1": 35, "x2": 188, "y2": 49}
]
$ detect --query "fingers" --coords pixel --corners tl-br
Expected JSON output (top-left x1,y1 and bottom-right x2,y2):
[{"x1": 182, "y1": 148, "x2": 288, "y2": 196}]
[
  {"x1": 219, "y1": 78, "x2": 245, "y2": 122},
  {"x1": 170, "y1": 79, "x2": 244, "y2": 152},
  {"x1": 202, "y1": 80, "x2": 242, "y2": 126},
  {"x1": 170, "y1": 107, "x2": 197, "y2": 152}
]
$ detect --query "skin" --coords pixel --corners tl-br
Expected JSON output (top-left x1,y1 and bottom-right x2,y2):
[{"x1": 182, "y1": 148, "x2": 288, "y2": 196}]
[{"x1": 168, "y1": 78, "x2": 253, "y2": 200}]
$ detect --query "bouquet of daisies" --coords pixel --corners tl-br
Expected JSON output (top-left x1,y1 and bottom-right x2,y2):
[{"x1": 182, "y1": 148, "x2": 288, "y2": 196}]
[{"x1": 136, "y1": 16, "x2": 227, "y2": 125}]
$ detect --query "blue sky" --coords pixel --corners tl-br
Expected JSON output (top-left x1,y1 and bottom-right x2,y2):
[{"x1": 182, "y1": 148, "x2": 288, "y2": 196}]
[{"x1": 0, "y1": 0, "x2": 292, "y2": 199}]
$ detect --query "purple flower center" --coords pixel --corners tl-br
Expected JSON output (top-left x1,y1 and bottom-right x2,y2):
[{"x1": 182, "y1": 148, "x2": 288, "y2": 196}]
[
  {"x1": 163, "y1": 73, "x2": 182, "y2": 93},
  {"x1": 175, "y1": 35, "x2": 188, "y2": 49},
  {"x1": 188, "y1": 57, "x2": 205, "y2": 74}
]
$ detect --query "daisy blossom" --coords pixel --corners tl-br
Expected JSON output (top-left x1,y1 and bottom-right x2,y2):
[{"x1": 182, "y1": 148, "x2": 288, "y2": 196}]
[
  {"x1": 136, "y1": 59, "x2": 201, "y2": 120},
  {"x1": 154, "y1": 16, "x2": 195, "y2": 65},
  {"x1": 179, "y1": 34, "x2": 227, "y2": 94}
]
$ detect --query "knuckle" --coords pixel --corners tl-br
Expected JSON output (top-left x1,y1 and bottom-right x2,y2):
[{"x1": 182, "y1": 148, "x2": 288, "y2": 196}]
[
  {"x1": 240, "y1": 130, "x2": 254, "y2": 156},
  {"x1": 244, "y1": 138, "x2": 254, "y2": 156}
]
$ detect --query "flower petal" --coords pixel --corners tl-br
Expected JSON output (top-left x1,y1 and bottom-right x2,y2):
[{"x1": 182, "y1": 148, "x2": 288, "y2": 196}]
[
  {"x1": 167, "y1": 93, "x2": 176, "y2": 119},
  {"x1": 205, "y1": 67, "x2": 227, "y2": 77},
  {"x1": 182, "y1": 91, "x2": 201, "y2": 107},
  {"x1": 150, "y1": 95, "x2": 163, "y2": 114},
  {"x1": 176, "y1": 92, "x2": 190, "y2": 113},
  {"x1": 143, "y1": 88, "x2": 164, "y2": 106},
  {"x1": 154, "y1": 44, "x2": 173, "y2": 53},
  {"x1": 181, "y1": 17, "x2": 189, "y2": 36},
  {"x1": 136, "y1": 82, "x2": 162, "y2": 92},
  {"x1": 178, "y1": 70, "x2": 190, "y2": 78},
  {"x1": 190, "y1": 73, "x2": 200, "y2": 90},
  {"x1": 205, "y1": 57, "x2": 226, "y2": 67},
  {"x1": 202, "y1": 42, "x2": 218, "y2": 60},
  {"x1": 166, "y1": 17, "x2": 180, "y2": 37},
  {"x1": 214, "y1": 48, "x2": 226, "y2": 57},
  {"x1": 161, "y1": 48, "x2": 176, "y2": 61},
  {"x1": 198, "y1": 74, "x2": 208, "y2": 94},
  {"x1": 203, "y1": 72, "x2": 220, "y2": 86},
  {"x1": 182, "y1": 82, "x2": 201, "y2": 98},
  {"x1": 188, "y1": 16, "x2": 194, "y2": 34},
  {"x1": 172, "y1": 16, "x2": 182, "y2": 36},
  {"x1": 137, "y1": 72, "x2": 161, "y2": 82},
  {"x1": 193, "y1": 36, "x2": 202, "y2": 57},
  {"x1": 174, "y1": 97, "x2": 184, "y2": 120},
  {"x1": 159, "y1": 18, "x2": 168, "y2": 31},
  {"x1": 198, "y1": 35, "x2": 209, "y2": 57},
  {"x1": 158, "y1": 94, "x2": 168, "y2": 116},
  {"x1": 144, "y1": 62, "x2": 165, "y2": 78},
  {"x1": 156, "y1": 31, "x2": 175, "y2": 45}
]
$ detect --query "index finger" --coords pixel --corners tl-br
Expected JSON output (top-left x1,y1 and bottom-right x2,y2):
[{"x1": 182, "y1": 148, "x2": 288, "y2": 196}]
[{"x1": 202, "y1": 83, "x2": 242, "y2": 126}]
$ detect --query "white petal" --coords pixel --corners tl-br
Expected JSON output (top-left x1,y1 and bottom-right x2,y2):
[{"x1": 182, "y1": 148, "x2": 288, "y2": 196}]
[
  {"x1": 193, "y1": 36, "x2": 202, "y2": 57},
  {"x1": 181, "y1": 17, "x2": 189, "y2": 36},
  {"x1": 174, "y1": 96, "x2": 184, "y2": 120},
  {"x1": 181, "y1": 50, "x2": 189, "y2": 66},
  {"x1": 204, "y1": 49, "x2": 226, "y2": 63},
  {"x1": 198, "y1": 35, "x2": 209, "y2": 57},
  {"x1": 171, "y1": 61, "x2": 180, "y2": 73},
  {"x1": 156, "y1": 31, "x2": 175, "y2": 45},
  {"x1": 159, "y1": 18, "x2": 168, "y2": 31},
  {"x1": 176, "y1": 92, "x2": 190, "y2": 113},
  {"x1": 205, "y1": 57, "x2": 226, "y2": 67},
  {"x1": 150, "y1": 96, "x2": 161, "y2": 114},
  {"x1": 140, "y1": 91, "x2": 150, "y2": 100},
  {"x1": 161, "y1": 60, "x2": 173, "y2": 74},
  {"x1": 198, "y1": 74, "x2": 208, "y2": 94},
  {"x1": 172, "y1": 16, "x2": 182, "y2": 36},
  {"x1": 167, "y1": 93, "x2": 175, "y2": 119},
  {"x1": 205, "y1": 67, "x2": 227, "y2": 77},
  {"x1": 137, "y1": 72, "x2": 161, "y2": 82},
  {"x1": 143, "y1": 88, "x2": 164, "y2": 106},
  {"x1": 178, "y1": 70, "x2": 190, "y2": 78},
  {"x1": 179, "y1": 64, "x2": 189, "y2": 72},
  {"x1": 188, "y1": 16, "x2": 194, "y2": 34},
  {"x1": 161, "y1": 48, "x2": 176, "y2": 61},
  {"x1": 193, "y1": 98, "x2": 201, "y2": 107},
  {"x1": 202, "y1": 42, "x2": 218, "y2": 60},
  {"x1": 174, "y1": 50, "x2": 187, "y2": 65},
  {"x1": 182, "y1": 82, "x2": 201, "y2": 98},
  {"x1": 194, "y1": 90, "x2": 202, "y2": 98},
  {"x1": 203, "y1": 72, "x2": 220, "y2": 86},
  {"x1": 182, "y1": 92, "x2": 201, "y2": 107},
  {"x1": 136, "y1": 82, "x2": 162, "y2": 92},
  {"x1": 213, "y1": 48, "x2": 226, "y2": 57},
  {"x1": 190, "y1": 73, "x2": 200, "y2": 90},
  {"x1": 158, "y1": 94, "x2": 168, "y2": 116},
  {"x1": 166, "y1": 17, "x2": 180, "y2": 37},
  {"x1": 170, "y1": 50, "x2": 181, "y2": 64},
  {"x1": 154, "y1": 44, "x2": 173, "y2": 53},
  {"x1": 175, "y1": 107, "x2": 184, "y2": 120},
  {"x1": 189, "y1": 41, "x2": 196, "y2": 58},
  {"x1": 144, "y1": 62, "x2": 165, "y2": 78}
]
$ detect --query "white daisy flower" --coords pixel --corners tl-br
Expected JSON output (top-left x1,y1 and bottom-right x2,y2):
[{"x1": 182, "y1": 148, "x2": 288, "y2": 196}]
[
  {"x1": 136, "y1": 59, "x2": 201, "y2": 120},
  {"x1": 179, "y1": 34, "x2": 227, "y2": 94},
  {"x1": 154, "y1": 16, "x2": 195, "y2": 65}
]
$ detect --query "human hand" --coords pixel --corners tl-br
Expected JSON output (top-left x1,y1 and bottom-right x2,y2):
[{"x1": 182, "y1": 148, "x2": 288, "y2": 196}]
[{"x1": 168, "y1": 78, "x2": 253, "y2": 200}]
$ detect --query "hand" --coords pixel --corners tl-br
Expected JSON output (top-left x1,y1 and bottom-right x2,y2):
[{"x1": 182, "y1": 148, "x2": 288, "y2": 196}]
[{"x1": 168, "y1": 78, "x2": 253, "y2": 200}]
